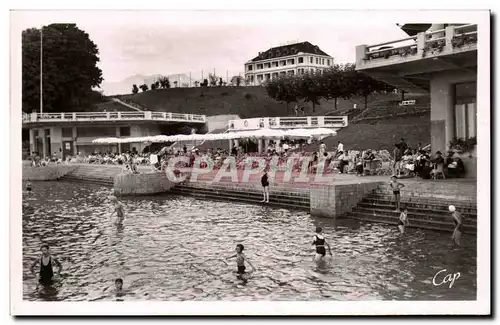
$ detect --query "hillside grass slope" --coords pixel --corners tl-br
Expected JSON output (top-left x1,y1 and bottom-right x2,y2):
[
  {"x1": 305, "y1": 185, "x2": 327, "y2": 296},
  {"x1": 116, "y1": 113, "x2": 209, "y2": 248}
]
[{"x1": 116, "y1": 86, "x2": 408, "y2": 118}]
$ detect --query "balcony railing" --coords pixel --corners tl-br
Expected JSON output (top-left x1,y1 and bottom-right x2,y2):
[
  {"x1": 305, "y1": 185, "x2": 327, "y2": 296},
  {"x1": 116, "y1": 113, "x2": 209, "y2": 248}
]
[
  {"x1": 228, "y1": 116, "x2": 348, "y2": 131},
  {"x1": 357, "y1": 24, "x2": 477, "y2": 66},
  {"x1": 22, "y1": 111, "x2": 207, "y2": 124}
]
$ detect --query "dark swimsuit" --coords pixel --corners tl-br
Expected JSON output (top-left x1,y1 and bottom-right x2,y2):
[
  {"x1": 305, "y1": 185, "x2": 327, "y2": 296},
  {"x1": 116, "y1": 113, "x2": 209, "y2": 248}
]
[
  {"x1": 313, "y1": 235, "x2": 326, "y2": 256},
  {"x1": 261, "y1": 175, "x2": 269, "y2": 187},
  {"x1": 39, "y1": 257, "x2": 54, "y2": 285},
  {"x1": 390, "y1": 182, "x2": 400, "y2": 195},
  {"x1": 236, "y1": 254, "x2": 246, "y2": 274},
  {"x1": 398, "y1": 213, "x2": 406, "y2": 226}
]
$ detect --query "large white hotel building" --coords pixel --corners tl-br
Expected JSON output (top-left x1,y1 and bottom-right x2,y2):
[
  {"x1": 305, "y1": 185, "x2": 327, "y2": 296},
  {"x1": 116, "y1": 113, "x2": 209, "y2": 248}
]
[{"x1": 244, "y1": 41, "x2": 334, "y2": 86}]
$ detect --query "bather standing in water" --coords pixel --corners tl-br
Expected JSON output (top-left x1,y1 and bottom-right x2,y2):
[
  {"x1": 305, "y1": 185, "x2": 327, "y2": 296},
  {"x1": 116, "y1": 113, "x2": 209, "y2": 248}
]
[
  {"x1": 312, "y1": 226, "x2": 332, "y2": 264},
  {"x1": 30, "y1": 244, "x2": 62, "y2": 286},
  {"x1": 110, "y1": 196, "x2": 125, "y2": 225},
  {"x1": 450, "y1": 205, "x2": 464, "y2": 246}
]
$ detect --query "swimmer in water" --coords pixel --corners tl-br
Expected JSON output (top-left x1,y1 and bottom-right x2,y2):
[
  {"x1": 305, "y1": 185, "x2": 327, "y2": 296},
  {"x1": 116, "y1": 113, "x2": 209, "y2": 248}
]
[
  {"x1": 109, "y1": 196, "x2": 125, "y2": 225},
  {"x1": 114, "y1": 278, "x2": 123, "y2": 293},
  {"x1": 398, "y1": 206, "x2": 410, "y2": 235},
  {"x1": 450, "y1": 205, "x2": 464, "y2": 246},
  {"x1": 226, "y1": 244, "x2": 256, "y2": 276},
  {"x1": 26, "y1": 181, "x2": 32, "y2": 192},
  {"x1": 312, "y1": 226, "x2": 332, "y2": 263},
  {"x1": 30, "y1": 244, "x2": 62, "y2": 286}
]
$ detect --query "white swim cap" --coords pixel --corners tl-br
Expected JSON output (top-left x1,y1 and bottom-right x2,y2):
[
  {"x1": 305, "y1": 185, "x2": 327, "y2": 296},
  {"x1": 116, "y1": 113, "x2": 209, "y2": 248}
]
[{"x1": 449, "y1": 205, "x2": 456, "y2": 212}]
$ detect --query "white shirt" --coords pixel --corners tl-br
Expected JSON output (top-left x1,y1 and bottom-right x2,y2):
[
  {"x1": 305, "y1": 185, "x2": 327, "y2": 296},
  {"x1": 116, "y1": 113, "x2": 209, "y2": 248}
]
[
  {"x1": 337, "y1": 143, "x2": 344, "y2": 152},
  {"x1": 283, "y1": 143, "x2": 289, "y2": 150}
]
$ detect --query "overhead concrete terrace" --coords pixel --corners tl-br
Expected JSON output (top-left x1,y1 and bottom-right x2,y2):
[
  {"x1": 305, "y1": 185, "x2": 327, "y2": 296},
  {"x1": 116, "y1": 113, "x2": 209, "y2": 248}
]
[
  {"x1": 22, "y1": 111, "x2": 207, "y2": 128},
  {"x1": 355, "y1": 24, "x2": 477, "y2": 94}
]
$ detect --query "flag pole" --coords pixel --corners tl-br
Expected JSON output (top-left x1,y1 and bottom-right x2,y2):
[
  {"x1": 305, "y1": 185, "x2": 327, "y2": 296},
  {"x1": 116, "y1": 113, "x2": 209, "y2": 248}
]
[{"x1": 40, "y1": 26, "x2": 43, "y2": 114}]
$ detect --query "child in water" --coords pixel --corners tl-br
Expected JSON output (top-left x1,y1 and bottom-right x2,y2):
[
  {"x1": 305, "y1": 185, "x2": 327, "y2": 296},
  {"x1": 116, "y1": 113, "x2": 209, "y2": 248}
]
[
  {"x1": 227, "y1": 244, "x2": 256, "y2": 276},
  {"x1": 312, "y1": 226, "x2": 332, "y2": 263},
  {"x1": 398, "y1": 206, "x2": 410, "y2": 234},
  {"x1": 109, "y1": 196, "x2": 125, "y2": 225},
  {"x1": 25, "y1": 181, "x2": 32, "y2": 192},
  {"x1": 114, "y1": 278, "x2": 123, "y2": 292}
]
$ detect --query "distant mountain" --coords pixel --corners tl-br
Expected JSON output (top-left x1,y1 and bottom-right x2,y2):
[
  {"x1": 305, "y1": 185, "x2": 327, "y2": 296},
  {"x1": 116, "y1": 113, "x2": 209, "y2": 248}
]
[{"x1": 101, "y1": 74, "x2": 201, "y2": 96}]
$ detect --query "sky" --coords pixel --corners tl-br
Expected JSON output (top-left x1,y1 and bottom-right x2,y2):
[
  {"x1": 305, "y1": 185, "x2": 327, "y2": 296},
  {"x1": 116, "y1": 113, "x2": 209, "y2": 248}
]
[{"x1": 12, "y1": 10, "x2": 414, "y2": 84}]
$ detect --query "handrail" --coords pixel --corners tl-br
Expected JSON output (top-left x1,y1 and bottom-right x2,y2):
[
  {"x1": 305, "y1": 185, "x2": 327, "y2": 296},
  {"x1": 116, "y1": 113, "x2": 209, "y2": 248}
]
[
  {"x1": 368, "y1": 43, "x2": 417, "y2": 55},
  {"x1": 367, "y1": 36, "x2": 417, "y2": 50},
  {"x1": 23, "y1": 111, "x2": 206, "y2": 123}
]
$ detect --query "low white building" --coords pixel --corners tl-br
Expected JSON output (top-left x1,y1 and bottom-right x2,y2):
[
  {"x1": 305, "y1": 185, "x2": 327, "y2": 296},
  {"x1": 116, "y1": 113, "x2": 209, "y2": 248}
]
[{"x1": 244, "y1": 41, "x2": 334, "y2": 86}]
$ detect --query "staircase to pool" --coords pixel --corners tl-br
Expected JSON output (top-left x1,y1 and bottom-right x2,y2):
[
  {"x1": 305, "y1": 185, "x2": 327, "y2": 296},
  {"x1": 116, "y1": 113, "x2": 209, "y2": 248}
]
[
  {"x1": 170, "y1": 181, "x2": 310, "y2": 211},
  {"x1": 345, "y1": 181, "x2": 477, "y2": 233},
  {"x1": 59, "y1": 164, "x2": 153, "y2": 187}
]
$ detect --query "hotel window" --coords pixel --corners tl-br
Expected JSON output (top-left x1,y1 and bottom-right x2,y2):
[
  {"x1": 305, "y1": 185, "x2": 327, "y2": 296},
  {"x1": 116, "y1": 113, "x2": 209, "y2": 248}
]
[
  {"x1": 273, "y1": 61, "x2": 279, "y2": 67},
  {"x1": 248, "y1": 65, "x2": 253, "y2": 71},
  {"x1": 44, "y1": 129, "x2": 50, "y2": 136},
  {"x1": 454, "y1": 82, "x2": 477, "y2": 139},
  {"x1": 257, "y1": 64, "x2": 263, "y2": 70},
  {"x1": 257, "y1": 75, "x2": 263, "y2": 81},
  {"x1": 287, "y1": 59, "x2": 295, "y2": 65},
  {"x1": 62, "y1": 127, "x2": 72, "y2": 138},
  {"x1": 264, "y1": 63, "x2": 271, "y2": 69},
  {"x1": 310, "y1": 57, "x2": 313, "y2": 63},
  {"x1": 288, "y1": 70, "x2": 295, "y2": 75},
  {"x1": 327, "y1": 59, "x2": 331, "y2": 66},
  {"x1": 280, "y1": 60, "x2": 286, "y2": 66},
  {"x1": 316, "y1": 58, "x2": 319, "y2": 64},
  {"x1": 298, "y1": 57, "x2": 304, "y2": 63},
  {"x1": 120, "y1": 126, "x2": 131, "y2": 137}
]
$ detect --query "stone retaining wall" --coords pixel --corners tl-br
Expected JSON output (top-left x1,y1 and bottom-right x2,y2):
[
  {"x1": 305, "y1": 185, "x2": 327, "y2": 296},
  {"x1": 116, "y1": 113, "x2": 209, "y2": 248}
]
[
  {"x1": 22, "y1": 165, "x2": 77, "y2": 181},
  {"x1": 114, "y1": 172, "x2": 175, "y2": 196},
  {"x1": 310, "y1": 181, "x2": 383, "y2": 219}
]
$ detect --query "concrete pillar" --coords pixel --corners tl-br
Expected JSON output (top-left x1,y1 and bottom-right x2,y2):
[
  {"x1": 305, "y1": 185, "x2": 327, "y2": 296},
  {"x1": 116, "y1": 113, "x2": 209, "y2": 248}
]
[
  {"x1": 430, "y1": 79, "x2": 455, "y2": 154},
  {"x1": 445, "y1": 26, "x2": 455, "y2": 52},
  {"x1": 116, "y1": 126, "x2": 122, "y2": 154},
  {"x1": 258, "y1": 139, "x2": 263, "y2": 153},
  {"x1": 72, "y1": 127, "x2": 77, "y2": 155},
  {"x1": 416, "y1": 32, "x2": 426, "y2": 57},
  {"x1": 430, "y1": 24, "x2": 445, "y2": 39},
  {"x1": 264, "y1": 139, "x2": 269, "y2": 152},
  {"x1": 229, "y1": 140, "x2": 233, "y2": 151},
  {"x1": 355, "y1": 45, "x2": 368, "y2": 67},
  {"x1": 29, "y1": 128, "x2": 35, "y2": 154},
  {"x1": 41, "y1": 129, "x2": 47, "y2": 158}
]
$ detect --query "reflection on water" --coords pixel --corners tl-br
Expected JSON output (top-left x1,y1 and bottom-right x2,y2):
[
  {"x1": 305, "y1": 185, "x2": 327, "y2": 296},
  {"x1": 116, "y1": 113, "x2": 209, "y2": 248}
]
[{"x1": 22, "y1": 181, "x2": 476, "y2": 301}]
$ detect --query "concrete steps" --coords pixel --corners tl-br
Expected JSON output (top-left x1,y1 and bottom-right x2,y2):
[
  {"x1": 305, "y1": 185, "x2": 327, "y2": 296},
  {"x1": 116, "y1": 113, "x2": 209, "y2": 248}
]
[
  {"x1": 172, "y1": 183, "x2": 310, "y2": 211},
  {"x1": 346, "y1": 185, "x2": 477, "y2": 233}
]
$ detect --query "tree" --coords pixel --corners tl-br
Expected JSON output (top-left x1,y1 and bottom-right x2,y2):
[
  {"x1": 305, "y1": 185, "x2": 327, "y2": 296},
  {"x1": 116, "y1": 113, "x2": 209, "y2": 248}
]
[
  {"x1": 230, "y1": 75, "x2": 243, "y2": 87},
  {"x1": 173, "y1": 81, "x2": 178, "y2": 88},
  {"x1": 158, "y1": 76, "x2": 170, "y2": 89},
  {"x1": 132, "y1": 84, "x2": 139, "y2": 94},
  {"x1": 22, "y1": 24, "x2": 103, "y2": 113},
  {"x1": 201, "y1": 79, "x2": 209, "y2": 87},
  {"x1": 265, "y1": 76, "x2": 298, "y2": 114},
  {"x1": 139, "y1": 84, "x2": 148, "y2": 92},
  {"x1": 322, "y1": 64, "x2": 356, "y2": 110},
  {"x1": 352, "y1": 68, "x2": 394, "y2": 108},
  {"x1": 296, "y1": 72, "x2": 323, "y2": 113},
  {"x1": 218, "y1": 78, "x2": 223, "y2": 87},
  {"x1": 208, "y1": 73, "x2": 218, "y2": 87},
  {"x1": 151, "y1": 83, "x2": 156, "y2": 90}
]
